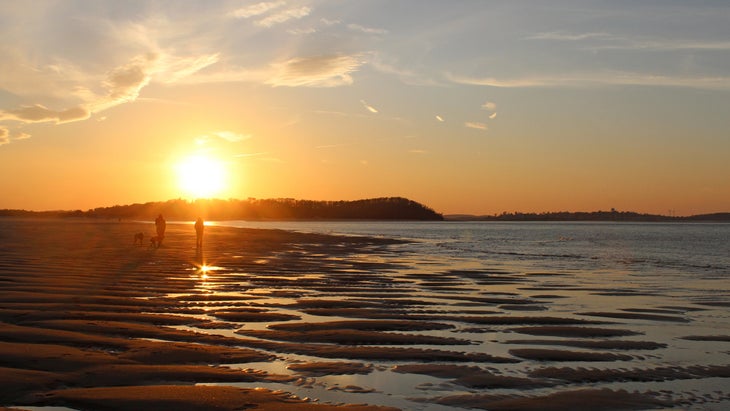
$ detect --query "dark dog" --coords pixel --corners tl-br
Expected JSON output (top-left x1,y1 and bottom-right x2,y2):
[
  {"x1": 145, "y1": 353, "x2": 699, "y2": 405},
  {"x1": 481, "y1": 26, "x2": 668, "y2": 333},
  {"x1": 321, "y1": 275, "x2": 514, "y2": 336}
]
[
  {"x1": 133, "y1": 232, "x2": 144, "y2": 245},
  {"x1": 150, "y1": 235, "x2": 162, "y2": 248}
]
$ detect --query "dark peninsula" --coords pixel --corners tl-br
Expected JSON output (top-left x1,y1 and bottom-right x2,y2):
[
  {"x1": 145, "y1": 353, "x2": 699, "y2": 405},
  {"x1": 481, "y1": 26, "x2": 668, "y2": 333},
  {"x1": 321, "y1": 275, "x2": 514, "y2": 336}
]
[{"x1": 1, "y1": 197, "x2": 444, "y2": 221}]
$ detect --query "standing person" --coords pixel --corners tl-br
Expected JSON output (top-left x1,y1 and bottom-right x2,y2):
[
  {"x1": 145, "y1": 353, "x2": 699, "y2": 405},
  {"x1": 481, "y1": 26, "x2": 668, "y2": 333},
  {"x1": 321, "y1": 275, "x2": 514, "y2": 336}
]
[
  {"x1": 194, "y1": 217, "x2": 204, "y2": 249},
  {"x1": 155, "y1": 214, "x2": 166, "y2": 247}
]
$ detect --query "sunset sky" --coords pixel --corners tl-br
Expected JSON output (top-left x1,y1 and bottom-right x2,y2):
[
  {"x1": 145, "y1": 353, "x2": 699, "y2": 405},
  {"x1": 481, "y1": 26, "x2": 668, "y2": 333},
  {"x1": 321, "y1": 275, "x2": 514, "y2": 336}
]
[{"x1": 1, "y1": 1, "x2": 729, "y2": 216}]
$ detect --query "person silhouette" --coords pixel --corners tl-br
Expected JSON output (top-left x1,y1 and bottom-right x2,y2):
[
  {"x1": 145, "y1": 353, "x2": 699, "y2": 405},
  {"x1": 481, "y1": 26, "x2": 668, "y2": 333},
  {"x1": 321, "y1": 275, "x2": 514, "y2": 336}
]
[
  {"x1": 155, "y1": 214, "x2": 166, "y2": 247},
  {"x1": 194, "y1": 217, "x2": 204, "y2": 249}
]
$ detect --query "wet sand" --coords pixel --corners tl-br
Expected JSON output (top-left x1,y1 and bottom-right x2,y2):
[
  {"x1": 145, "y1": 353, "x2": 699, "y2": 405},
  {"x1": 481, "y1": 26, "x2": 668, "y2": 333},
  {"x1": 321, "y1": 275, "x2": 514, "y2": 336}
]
[{"x1": 0, "y1": 218, "x2": 729, "y2": 410}]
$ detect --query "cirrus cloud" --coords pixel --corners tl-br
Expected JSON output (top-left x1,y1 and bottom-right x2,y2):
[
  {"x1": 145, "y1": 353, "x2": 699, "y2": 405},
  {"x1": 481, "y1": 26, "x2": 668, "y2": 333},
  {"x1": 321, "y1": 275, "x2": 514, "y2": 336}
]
[
  {"x1": 231, "y1": 1, "x2": 285, "y2": 18},
  {"x1": 449, "y1": 71, "x2": 730, "y2": 90},
  {"x1": 481, "y1": 101, "x2": 497, "y2": 111},
  {"x1": 360, "y1": 100, "x2": 378, "y2": 113},
  {"x1": 0, "y1": 127, "x2": 31, "y2": 147},
  {"x1": 267, "y1": 54, "x2": 363, "y2": 87},
  {"x1": 0, "y1": 104, "x2": 90, "y2": 124},
  {"x1": 0, "y1": 128, "x2": 9, "y2": 146},
  {"x1": 231, "y1": 1, "x2": 311, "y2": 28},
  {"x1": 257, "y1": 6, "x2": 310, "y2": 27},
  {"x1": 465, "y1": 122, "x2": 488, "y2": 131}
]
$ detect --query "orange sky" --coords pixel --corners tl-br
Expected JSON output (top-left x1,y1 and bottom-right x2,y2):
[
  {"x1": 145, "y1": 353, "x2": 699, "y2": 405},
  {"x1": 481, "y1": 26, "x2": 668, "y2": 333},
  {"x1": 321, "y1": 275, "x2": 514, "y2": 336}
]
[{"x1": 1, "y1": 1, "x2": 730, "y2": 216}]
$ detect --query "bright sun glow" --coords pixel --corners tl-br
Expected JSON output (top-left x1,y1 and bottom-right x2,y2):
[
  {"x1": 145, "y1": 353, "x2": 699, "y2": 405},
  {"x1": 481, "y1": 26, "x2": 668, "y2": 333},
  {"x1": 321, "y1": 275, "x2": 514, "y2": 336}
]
[{"x1": 176, "y1": 154, "x2": 227, "y2": 198}]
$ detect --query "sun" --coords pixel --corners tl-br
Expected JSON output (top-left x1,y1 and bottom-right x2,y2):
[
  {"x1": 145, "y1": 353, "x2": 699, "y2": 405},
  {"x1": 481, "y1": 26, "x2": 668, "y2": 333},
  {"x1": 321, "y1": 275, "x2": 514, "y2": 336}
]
[{"x1": 175, "y1": 154, "x2": 228, "y2": 198}]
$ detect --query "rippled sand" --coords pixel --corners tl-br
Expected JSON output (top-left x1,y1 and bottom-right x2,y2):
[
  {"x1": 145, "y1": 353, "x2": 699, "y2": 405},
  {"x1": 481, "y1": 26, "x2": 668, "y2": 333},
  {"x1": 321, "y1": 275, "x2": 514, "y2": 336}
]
[{"x1": 0, "y1": 219, "x2": 728, "y2": 410}]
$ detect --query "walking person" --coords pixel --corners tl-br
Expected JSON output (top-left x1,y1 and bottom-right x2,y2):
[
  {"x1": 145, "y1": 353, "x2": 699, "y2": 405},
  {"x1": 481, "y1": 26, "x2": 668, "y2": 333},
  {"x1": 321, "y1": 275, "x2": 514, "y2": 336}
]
[
  {"x1": 155, "y1": 214, "x2": 166, "y2": 247},
  {"x1": 194, "y1": 217, "x2": 204, "y2": 249}
]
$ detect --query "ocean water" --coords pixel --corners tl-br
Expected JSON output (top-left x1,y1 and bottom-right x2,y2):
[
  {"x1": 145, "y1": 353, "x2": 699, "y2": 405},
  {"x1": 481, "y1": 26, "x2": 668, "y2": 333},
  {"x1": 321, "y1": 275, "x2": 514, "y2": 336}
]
[{"x1": 216, "y1": 220, "x2": 730, "y2": 278}]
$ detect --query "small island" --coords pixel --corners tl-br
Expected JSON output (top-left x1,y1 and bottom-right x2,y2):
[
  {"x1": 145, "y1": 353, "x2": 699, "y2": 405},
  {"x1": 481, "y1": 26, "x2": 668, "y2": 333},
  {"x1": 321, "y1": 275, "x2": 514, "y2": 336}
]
[{"x1": 0, "y1": 197, "x2": 444, "y2": 221}]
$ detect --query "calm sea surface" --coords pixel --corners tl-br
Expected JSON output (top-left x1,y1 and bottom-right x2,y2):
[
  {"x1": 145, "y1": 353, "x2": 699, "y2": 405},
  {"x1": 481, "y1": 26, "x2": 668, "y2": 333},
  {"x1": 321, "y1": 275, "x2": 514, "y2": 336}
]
[{"x1": 216, "y1": 221, "x2": 730, "y2": 278}]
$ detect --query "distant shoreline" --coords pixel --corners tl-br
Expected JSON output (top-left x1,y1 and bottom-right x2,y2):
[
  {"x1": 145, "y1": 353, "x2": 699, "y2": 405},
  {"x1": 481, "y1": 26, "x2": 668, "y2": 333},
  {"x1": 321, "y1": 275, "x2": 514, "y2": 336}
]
[
  {"x1": 445, "y1": 211, "x2": 730, "y2": 222},
  {"x1": 2, "y1": 214, "x2": 730, "y2": 223},
  {"x1": 1, "y1": 197, "x2": 729, "y2": 223},
  {"x1": 444, "y1": 211, "x2": 730, "y2": 223}
]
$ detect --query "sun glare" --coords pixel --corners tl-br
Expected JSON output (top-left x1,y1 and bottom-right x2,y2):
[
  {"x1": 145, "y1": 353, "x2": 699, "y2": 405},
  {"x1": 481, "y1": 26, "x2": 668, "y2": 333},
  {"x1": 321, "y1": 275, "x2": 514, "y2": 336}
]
[{"x1": 176, "y1": 154, "x2": 227, "y2": 198}]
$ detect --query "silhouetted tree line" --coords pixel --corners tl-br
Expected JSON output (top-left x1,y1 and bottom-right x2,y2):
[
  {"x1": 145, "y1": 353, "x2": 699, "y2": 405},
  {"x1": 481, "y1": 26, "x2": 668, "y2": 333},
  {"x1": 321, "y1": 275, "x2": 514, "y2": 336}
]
[{"x1": 0, "y1": 197, "x2": 443, "y2": 221}]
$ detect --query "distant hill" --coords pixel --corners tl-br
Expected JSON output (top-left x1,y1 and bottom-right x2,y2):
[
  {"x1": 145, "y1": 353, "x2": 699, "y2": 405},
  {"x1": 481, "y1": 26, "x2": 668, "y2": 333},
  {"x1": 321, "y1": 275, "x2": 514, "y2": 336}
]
[
  {"x1": 1, "y1": 197, "x2": 444, "y2": 221},
  {"x1": 445, "y1": 210, "x2": 730, "y2": 222}
]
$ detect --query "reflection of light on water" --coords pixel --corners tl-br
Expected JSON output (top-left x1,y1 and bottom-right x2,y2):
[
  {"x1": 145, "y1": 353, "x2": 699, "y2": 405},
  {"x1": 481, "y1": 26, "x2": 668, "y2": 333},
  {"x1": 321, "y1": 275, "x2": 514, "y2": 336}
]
[
  {"x1": 192, "y1": 263, "x2": 223, "y2": 275},
  {"x1": 192, "y1": 260, "x2": 224, "y2": 285}
]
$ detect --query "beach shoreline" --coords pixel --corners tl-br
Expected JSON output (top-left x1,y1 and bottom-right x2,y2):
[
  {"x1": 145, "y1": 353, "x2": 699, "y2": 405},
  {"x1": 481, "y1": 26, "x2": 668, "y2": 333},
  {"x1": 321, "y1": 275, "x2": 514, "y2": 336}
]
[{"x1": 0, "y1": 218, "x2": 728, "y2": 410}]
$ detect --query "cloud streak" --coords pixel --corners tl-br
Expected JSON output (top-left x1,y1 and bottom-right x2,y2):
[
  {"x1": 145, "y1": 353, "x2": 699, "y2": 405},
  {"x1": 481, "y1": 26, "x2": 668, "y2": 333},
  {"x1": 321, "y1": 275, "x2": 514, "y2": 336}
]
[
  {"x1": 0, "y1": 104, "x2": 90, "y2": 124},
  {"x1": 449, "y1": 72, "x2": 730, "y2": 90},
  {"x1": 257, "y1": 6, "x2": 310, "y2": 27},
  {"x1": 231, "y1": 1, "x2": 285, "y2": 18},
  {"x1": 232, "y1": 2, "x2": 310, "y2": 27},
  {"x1": 0, "y1": 128, "x2": 9, "y2": 146},
  {"x1": 465, "y1": 122, "x2": 488, "y2": 131},
  {"x1": 481, "y1": 101, "x2": 496, "y2": 111},
  {"x1": 0, "y1": 127, "x2": 31, "y2": 147},
  {"x1": 268, "y1": 55, "x2": 363, "y2": 87},
  {"x1": 529, "y1": 31, "x2": 730, "y2": 51},
  {"x1": 360, "y1": 100, "x2": 378, "y2": 113}
]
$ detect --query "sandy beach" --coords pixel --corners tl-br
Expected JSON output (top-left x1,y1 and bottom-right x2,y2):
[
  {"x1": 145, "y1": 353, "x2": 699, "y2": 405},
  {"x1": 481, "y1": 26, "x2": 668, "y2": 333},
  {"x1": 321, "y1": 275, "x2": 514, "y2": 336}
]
[{"x1": 1, "y1": 219, "x2": 729, "y2": 410}]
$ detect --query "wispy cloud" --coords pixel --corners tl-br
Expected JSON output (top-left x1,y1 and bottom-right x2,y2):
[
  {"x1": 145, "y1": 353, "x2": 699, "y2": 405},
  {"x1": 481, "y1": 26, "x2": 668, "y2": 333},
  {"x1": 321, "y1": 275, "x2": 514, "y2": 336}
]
[
  {"x1": 158, "y1": 54, "x2": 220, "y2": 84},
  {"x1": 370, "y1": 55, "x2": 441, "y2": 86},
  {"x1": 268, "y1": 54, "x2": 363, "y2": 87},
  {"x1": 595, "y1": 39, "x2": 730, "y2": 51},
  {"x1": 102, "y1": 55, "x2": 154, "y2": 103},
  {"x1": 0, "y1": 104, "x2": 90, "y2": 124},
  {"x1": 231, "y1": 1, "x2": 285, "y2": 18},
  {"x1": 481, "y1": 101, "x2": 496, "y2": 111},
  {"x1": 481, "y1": 102, "x2": 497, "y2": 120},
  {"x1": 256, "y1": 6, "x2": 311, "y2": 27},
  {"x1": 529, "y1": 31, "x2": 730, "y2": 52},
  {"x1": 360, "y1": 100, "x2": 378, "y2": 113},
  {"x1": 0, "y1": 127, "x2": 31, "y2": 147},
  {"x1": 528, "y1": 31, "x2": 612, "y2": 41},
  {"x1": 347, "y1": 23, "x2": 388, "y2": 35},
  {"x1": 465, "y1": 122, "x2": 488, "y2": 131},
  {"x1": 435, "y1": 115, "x2": 444, "y2": 122},
  {"x1": 409, "y1": 149, "x2": 427, "y2": 154},
  {"x1": 287, "y1": 27, "x2": 317, "y2": 35},
  {"x1": 449, "y1": 72, "x2": 730, "y2": 90},
  {"x1": 231, "y1": 1, "x2": 312, "y2": 27}
]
